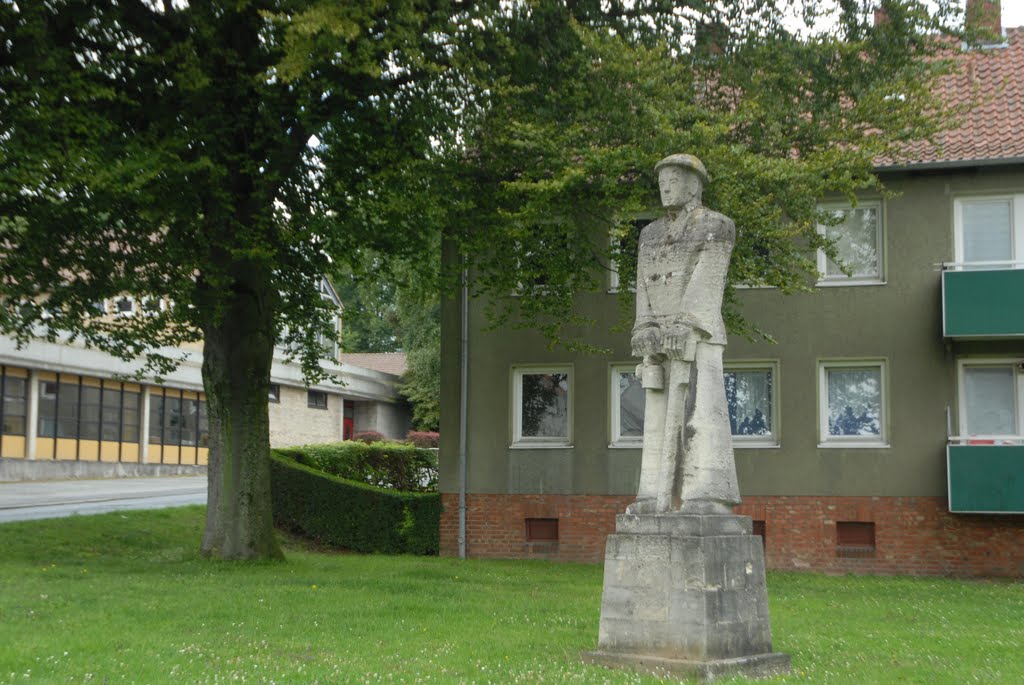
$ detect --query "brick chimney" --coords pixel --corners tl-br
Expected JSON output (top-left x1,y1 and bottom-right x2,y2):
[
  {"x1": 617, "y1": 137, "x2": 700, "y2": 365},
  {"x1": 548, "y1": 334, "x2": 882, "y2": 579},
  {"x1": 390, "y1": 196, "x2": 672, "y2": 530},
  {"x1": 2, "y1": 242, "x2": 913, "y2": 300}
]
[{"x1": 965, "y1": 0, "x2": 1002, "y2": 39}]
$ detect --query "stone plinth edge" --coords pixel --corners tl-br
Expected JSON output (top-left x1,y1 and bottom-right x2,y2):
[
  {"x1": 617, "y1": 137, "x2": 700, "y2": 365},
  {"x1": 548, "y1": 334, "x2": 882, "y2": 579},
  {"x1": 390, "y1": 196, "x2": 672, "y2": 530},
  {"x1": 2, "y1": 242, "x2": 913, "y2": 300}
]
[
  {"x1": 614, "y1": 512, "x2": 751, "y2": 537},
  {"x1": 582, "y1": 649, "x2": 791, "y2": 682}
]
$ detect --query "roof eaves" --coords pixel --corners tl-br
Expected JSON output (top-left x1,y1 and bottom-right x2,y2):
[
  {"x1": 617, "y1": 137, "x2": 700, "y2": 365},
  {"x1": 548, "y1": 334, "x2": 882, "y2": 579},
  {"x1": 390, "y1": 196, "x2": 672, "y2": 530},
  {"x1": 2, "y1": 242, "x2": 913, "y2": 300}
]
[{"x1": 876, "y1": 155, "x2": 1024, "y2": 173}]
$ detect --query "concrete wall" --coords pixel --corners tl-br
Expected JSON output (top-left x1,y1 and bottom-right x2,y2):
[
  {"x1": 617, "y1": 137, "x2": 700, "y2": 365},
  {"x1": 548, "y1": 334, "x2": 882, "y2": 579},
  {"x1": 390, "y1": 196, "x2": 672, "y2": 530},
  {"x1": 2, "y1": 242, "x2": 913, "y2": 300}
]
[{"x1": 354, "y1": 400, "x2": 412, "y2": 440}]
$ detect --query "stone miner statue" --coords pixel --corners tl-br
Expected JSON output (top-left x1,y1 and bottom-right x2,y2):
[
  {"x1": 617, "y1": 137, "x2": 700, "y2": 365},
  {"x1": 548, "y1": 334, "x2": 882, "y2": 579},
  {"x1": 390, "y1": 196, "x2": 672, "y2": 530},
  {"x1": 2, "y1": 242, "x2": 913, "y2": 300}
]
[{"x1": 627, "y1": 153, "x2": 740, "y2": 515}]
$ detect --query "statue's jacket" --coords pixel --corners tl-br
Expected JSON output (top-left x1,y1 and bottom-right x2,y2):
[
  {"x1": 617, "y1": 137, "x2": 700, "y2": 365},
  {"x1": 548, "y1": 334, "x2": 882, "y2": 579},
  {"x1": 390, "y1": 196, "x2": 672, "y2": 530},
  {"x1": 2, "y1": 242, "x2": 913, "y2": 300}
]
[{"x1": 634, "y1": 206, "x2": 735, "y2": 349}]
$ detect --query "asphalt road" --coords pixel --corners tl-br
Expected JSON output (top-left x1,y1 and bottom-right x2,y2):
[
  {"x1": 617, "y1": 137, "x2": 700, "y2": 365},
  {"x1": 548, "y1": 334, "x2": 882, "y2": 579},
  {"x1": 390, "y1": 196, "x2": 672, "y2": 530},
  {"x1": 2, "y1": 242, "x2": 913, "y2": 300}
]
[{"x1": 0, "y1": 476, "x2": 207, "y2": 523}]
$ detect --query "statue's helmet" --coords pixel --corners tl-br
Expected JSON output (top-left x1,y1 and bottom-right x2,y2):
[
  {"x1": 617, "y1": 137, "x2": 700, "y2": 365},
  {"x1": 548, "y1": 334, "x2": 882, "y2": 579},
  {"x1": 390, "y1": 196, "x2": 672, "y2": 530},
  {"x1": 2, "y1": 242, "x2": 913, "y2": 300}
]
[{"x1": 654, "y1": 154, "x2": 709, "y2": 184}]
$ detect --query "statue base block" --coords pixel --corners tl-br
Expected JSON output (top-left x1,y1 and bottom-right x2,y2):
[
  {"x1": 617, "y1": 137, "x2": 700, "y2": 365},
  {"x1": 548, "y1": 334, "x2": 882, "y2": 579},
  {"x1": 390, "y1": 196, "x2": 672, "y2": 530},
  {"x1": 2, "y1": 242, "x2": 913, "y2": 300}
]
[
  {"x1": 586, "y1": 513, "x2": 790, "y2": 681},
  {"x1": 581, "y1": 649, "x2": 791, "y2": 682}
]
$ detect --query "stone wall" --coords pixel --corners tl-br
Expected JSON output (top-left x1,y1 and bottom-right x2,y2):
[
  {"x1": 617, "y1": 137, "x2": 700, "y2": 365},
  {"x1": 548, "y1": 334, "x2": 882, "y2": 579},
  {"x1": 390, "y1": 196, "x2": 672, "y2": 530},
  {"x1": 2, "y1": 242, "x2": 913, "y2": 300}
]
[
  {"x1": 268, "y1": 385, "x2": 342, "y2": 448},
  {"x1": 441, "y1": 493, "x2": 1024, "y2": 577}
]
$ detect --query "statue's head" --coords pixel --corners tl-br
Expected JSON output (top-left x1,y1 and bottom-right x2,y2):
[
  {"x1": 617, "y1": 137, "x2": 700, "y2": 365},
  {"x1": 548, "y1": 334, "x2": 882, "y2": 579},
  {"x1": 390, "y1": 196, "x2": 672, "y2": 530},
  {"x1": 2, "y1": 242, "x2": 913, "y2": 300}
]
[{"x1": 655, "y1": 154, "x2": 707, "y2": 210}]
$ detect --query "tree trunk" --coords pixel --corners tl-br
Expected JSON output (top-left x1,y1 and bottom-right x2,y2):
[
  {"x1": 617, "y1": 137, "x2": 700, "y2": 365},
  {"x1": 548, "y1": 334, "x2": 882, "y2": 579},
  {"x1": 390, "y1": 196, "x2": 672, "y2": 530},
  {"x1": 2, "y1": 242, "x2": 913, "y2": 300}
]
[{"x1": 199, "y1": 273, "x2": 283, "y2": 560}]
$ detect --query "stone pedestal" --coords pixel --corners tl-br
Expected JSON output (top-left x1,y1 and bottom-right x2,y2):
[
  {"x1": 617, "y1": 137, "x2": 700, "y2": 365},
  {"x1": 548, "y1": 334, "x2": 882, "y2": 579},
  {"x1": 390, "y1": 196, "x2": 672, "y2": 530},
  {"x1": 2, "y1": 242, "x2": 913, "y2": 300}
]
[{"x1": 583, "y1": 513, "x2": 790, "y2": 681}]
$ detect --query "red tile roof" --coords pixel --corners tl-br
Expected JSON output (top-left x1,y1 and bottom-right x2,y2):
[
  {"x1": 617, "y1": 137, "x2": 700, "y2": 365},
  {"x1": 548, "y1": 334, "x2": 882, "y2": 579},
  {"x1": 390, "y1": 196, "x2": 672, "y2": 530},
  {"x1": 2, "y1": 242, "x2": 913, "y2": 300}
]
[
  {"x1": 884, "y1": 27, "x2": 1024, "y2": 168},
  {"x1": 338, "y1": 352, "x2": 408, "y2": 377}
]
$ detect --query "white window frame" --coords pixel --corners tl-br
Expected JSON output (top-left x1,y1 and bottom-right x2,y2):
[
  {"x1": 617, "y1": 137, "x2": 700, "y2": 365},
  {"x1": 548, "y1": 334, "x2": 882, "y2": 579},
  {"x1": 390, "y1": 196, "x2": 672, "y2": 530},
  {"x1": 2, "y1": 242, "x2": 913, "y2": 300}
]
[
  {"x1": 113, "y1": 296, "x2": 136, "y2": 317},
  {"x1": 724, "y1": 361, "x2": 780, "y2": 448},
  {"x1": 952, "y1": 194, "x2": 1024, "y2": 269},
  {"x1": 816, "y1": 200, "x2": 885, "y2": 286},
  {"x1": 956, "y1": 358, "x2": 1024, "y2": 442},
  {"x1": 609, "y1": 363, "x2": 644, "y2": 448},
  {"x1": 608, "y1": 218, "x2": 651, "y2": 293},
  {"x1": 818, "y1": 359, "x2": 889, "y2": 448},
  {"x1": 511, "y1": 365, "x2": 573, "y2": 448}
]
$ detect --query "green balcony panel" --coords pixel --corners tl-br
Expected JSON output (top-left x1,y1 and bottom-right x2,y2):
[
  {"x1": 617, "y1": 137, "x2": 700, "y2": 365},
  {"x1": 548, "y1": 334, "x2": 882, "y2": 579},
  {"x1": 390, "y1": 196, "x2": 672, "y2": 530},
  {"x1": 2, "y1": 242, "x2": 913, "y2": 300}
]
[
  {"x1": 943, "y1": 269, "x2": 1024, "y2": 338},
  {"x1": 947, "y1": 444, "x2": 1024, "y2": 513}
]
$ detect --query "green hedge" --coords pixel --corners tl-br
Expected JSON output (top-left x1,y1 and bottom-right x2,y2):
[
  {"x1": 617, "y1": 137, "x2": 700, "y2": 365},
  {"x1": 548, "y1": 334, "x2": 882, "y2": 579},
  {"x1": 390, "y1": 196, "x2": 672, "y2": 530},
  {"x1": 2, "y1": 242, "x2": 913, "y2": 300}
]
[
  {"x1": 270, "y1": 450, "x2": 440, "y2": 555},
  {"x1": 287, "y1": 441, "x2": 437, "y2": 493}
]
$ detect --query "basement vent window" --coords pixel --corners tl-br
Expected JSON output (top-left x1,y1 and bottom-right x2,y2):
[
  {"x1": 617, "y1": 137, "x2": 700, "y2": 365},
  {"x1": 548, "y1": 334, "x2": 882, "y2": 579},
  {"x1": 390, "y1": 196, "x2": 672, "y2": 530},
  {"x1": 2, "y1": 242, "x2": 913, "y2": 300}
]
[
  {"x1": 752, "y1": 519, "x2": 766, "y2": 549},
  {"x1": 836, "y1": 521, "x2": 876, "y2": 557},
  {"x1": 525, "y1": 518, "x2": 559, "y2": 542}
]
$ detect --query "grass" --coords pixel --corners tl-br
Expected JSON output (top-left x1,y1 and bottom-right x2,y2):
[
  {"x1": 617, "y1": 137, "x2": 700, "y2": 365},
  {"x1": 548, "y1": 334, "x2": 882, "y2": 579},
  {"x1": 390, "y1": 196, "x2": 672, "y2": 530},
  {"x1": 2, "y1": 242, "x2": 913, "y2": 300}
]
[{"x1": 0, "y1": 508, "x2": 1022, "y2": 685}]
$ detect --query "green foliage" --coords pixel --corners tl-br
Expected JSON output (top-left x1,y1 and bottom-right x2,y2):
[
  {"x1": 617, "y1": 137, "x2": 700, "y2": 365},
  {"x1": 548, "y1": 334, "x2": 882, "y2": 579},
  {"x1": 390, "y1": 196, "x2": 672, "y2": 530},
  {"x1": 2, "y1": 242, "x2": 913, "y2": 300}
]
[
  {"x1": 270, "y1": 450, "x2": 440, "y2": 555},
  {"x1": 437, "y1": 0, "x2": 965, "y2": 344},
  {"x1": 290, "y1": 440, "x2": 437, "y2": 492}
]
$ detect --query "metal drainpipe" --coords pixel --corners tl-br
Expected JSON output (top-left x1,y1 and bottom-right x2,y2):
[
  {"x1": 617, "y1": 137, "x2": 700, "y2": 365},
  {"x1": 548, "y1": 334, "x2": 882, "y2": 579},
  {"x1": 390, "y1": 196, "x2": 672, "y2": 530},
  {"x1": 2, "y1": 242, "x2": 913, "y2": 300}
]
[{"x1": 458, "y1": 266, "x2": 469, "y2": 559}]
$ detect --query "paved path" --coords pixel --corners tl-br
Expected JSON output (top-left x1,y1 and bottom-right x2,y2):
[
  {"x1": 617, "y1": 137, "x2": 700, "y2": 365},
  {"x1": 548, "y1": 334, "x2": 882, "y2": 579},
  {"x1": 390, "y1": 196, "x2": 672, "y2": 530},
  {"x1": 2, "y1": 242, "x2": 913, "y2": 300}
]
[{"x1": 0, "y1": 476, "x2": 207, "y2": 523}]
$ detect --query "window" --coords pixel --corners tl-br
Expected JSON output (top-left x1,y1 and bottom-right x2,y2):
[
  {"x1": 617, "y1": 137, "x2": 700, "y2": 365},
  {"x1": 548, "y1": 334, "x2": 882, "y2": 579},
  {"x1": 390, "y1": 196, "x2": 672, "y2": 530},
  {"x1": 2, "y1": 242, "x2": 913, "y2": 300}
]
[
  {"x1": 148, "y1": 389, "x2": 206, "y2": 448},
  {"x1": 114, "y1": 296, "x2": 136, "y2": 317},
  {"x1": 512, "y1": 366, "x2": 571, "y2": 447},
  {"x1": 1, "y1": 373, "x2": 26, "y2": 436},
  {"x1": 268, "y1": 384, "x2": 281, "y2": 403},
  {"x1": 37, "y1": 377, "x2": 141, "y2": 444},
  {"x1": 724, "y1": 363, "x2": 778, "y2": 446},
  {"x1": 954, "y1": 195, "x2": 1024, "y2": 269},
  {"x1": 819, "y1": 360, "x2": 887, "y2": 447},
  {"x1": 958, "y1": 361, "x2": 1023, "y2": 441},
  {"x1": 525, "y1": 518, "x2": 559, "y2": 542},
  {"x1": 308, "y1": 390, "x2": 328, "y2": 410},
  {"x1": 816, "y1": 201, "x2": 883, "y2": 284},
  {"x1": 610, "y1": 365, "x2": 644, "y2": 447},
  {"x1": 836, "y1": 521, "x2": 876, "y2": 557},
  {"x1": 608, "y1": 220, "x2": 648, "y2": 292}
]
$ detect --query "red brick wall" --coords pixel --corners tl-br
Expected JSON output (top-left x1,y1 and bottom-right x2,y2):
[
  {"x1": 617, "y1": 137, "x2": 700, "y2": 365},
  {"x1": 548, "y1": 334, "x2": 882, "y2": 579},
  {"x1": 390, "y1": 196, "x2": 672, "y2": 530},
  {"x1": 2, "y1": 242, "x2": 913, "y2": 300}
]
[
  {"x1": 441, "y1": 493, "x2": 1024, "y2": 577},
  {"x1": 439, "y1": 493, "x2": 633, "y2": 563}
]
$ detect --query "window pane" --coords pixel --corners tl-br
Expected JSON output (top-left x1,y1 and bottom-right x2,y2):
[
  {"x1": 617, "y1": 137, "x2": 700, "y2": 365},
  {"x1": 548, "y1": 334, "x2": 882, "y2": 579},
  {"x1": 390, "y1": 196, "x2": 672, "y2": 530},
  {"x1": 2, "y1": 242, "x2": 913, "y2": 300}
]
[
  {"x1": 101, "y1": 388, "x2": 122, "y2": 441},
  {"x1": 962, "y1": 200, "x2": 1012, "y2": 265},
  {"x1": 149, "y1": 395, "x2": 164, "y2": 444},
  {"x1": 964, "y1": 366, "x2": 1016, "y2": 435},
  {"x1": 618, "y1": 371, "x2": 644, "y2": 438},
  {"x1": 725, "y1": 370, "x2": 772, "y2": 436},
  {"x1": 823, "y1": 207, "x2": 880, "y2": 278},
  {"x1": 180, "y1": 399, "x2": 198, "y2": 446},
  {"x1": 827, "y1": 368, "x2": 882, "y2": 437},
  {"x1": 79, "y1": 386, "x2": 100, "y2": 440},
  {"x1": 164, "y1": 396, "x2": 182, "y2": 445},
  {"x1": 198, "y1": 401, "x2": 209, "y2": 447},
  {"x1": 3, "y1": 376, "x2": 26, "y2": 436},
  {"x1": 122, "y1": 391, "x2": 140, "y2": 443},
  {"x1": 38, "y1": 381, "x2": 56, "y2": 438},
  {"x1": 520, "y1": 372, "x2": 569, "y2": 439},
  {"x1": 56, "y1": 382, "x2": 79, "y2": 439}
]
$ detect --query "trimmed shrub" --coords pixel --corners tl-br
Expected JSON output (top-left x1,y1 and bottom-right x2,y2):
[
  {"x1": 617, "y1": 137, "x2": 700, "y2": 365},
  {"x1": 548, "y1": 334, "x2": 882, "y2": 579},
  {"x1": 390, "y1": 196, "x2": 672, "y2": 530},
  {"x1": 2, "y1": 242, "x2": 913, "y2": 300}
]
[
  {"x1": 353, "y1": 430, "x2": 385, "y2": 444},
  {"x1": 297, "y1": 441, "x2": 436, "y2": 492},
  {"x1": 406, "y1": 431, "x2": 440, "y2": 448},
  {"x1": 270, "y1": 450, "x2": 440, "y2": 555}
]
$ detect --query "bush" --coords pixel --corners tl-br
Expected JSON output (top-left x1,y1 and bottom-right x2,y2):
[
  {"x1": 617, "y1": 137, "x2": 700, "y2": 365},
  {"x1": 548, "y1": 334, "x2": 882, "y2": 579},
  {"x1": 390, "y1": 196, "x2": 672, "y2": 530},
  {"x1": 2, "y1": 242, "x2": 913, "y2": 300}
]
[
  {"x1": 406, "y1": 431, "x2": 439, "y2": 448},
  {"x1": 296, "y1": 440, "x2": 437, "y2": 493},
  {"x1": 352, "y1": 431, "x2": 385, "y2": 444},
  {"x1": 270, "y1": 450, "x2": 440, "y2": 555}
]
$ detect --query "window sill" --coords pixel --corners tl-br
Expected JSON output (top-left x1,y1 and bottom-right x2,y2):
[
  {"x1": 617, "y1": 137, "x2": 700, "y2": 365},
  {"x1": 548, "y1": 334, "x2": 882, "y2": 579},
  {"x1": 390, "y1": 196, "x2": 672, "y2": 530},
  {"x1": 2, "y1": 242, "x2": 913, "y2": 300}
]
[
  {"x1": 733, "y1": 442, "x2": 780, "y2": 449},
  {"x1": 510, "y1": 443, "x2": 573, "y2": 450},
  {"x1": 818, "y1": 442, "x2": 890, "y2": 449},
  {"x1": 815, "y1": 278, "x2": 886, "y2": 288},
  {"x1": 608, "y1": 441, "x2": 643, "y2": 449}
]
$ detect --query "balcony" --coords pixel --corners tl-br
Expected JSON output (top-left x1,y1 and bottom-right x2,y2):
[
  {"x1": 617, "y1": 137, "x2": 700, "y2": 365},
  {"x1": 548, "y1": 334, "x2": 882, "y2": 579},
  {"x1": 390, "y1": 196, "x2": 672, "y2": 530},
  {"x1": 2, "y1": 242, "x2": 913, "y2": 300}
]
[
  {"x1": 947, "y1": 441, "x2": 1024, "y2": 513},
  {"x1": 942, "y1": 264, "x2": 1024, "y2": 338}
]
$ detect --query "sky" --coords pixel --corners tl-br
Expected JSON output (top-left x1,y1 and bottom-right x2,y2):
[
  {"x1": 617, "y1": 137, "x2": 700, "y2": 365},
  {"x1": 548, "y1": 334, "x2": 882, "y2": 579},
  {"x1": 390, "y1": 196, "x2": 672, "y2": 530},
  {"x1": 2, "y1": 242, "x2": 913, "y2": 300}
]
[{"x1": 1002, "y1": 5, "x2": 1024, "y2": 29}]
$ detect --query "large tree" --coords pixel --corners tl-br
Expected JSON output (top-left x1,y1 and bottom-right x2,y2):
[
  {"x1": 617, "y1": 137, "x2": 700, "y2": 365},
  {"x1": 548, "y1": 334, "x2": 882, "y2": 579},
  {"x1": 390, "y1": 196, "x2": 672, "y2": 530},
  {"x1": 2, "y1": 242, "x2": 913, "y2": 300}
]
[{"x1": 0, "y1": 0, "x2": 964, "y2": 559}]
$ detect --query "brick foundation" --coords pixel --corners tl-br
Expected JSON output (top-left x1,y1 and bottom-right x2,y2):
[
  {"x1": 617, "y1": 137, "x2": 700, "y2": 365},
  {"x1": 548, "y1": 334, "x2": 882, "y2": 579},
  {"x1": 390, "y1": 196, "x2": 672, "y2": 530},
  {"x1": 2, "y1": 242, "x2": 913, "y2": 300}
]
[{"x1": 441, "y1": 493, "x2": 1024, "y2": 577}]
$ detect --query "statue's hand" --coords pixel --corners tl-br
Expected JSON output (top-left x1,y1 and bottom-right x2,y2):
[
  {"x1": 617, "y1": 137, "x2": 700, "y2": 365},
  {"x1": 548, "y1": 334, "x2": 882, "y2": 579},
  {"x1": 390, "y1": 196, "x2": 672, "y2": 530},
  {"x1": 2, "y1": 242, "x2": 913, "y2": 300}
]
[
  {"x1": 663, "y1": 327, "x2": 696, "y2": 361},
  {"x1": 631, "y1": 326, "x2": 661, "y2": 357}
]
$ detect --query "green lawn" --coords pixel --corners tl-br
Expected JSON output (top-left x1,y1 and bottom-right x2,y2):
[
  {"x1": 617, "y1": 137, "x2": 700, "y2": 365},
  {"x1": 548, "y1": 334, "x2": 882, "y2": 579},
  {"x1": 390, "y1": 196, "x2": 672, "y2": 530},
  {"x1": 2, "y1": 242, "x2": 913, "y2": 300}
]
[{"x1": 0, "y1": 508, "x2": 1022, "y2": 684}]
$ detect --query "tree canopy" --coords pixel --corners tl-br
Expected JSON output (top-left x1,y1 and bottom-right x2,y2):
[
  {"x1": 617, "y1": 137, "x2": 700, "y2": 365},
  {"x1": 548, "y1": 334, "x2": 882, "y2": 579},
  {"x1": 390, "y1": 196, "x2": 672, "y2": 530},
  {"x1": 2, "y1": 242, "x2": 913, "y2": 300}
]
[{"x1": 0, "y1": 0, "x2": 965, "y2": 558}]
